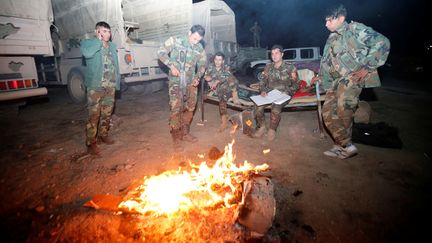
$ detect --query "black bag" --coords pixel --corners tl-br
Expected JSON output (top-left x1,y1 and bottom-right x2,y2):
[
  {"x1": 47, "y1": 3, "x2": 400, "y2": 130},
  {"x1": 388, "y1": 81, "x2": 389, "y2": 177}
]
[{"x1": 352, "y1": 122, "x2": 403, "y2": 149}]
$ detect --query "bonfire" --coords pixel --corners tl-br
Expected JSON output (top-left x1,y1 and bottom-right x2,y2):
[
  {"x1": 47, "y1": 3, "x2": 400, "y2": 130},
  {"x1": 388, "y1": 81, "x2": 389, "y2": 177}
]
[{"x1": 87, "y1": 140, "x2": 274, "y2": 242}]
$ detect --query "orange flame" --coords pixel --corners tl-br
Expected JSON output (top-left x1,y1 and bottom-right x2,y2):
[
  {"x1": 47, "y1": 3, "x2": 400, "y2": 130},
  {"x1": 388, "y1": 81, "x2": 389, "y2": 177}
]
[{"x1": 118, "y1": 140, "x2": 269, "y2": 215}]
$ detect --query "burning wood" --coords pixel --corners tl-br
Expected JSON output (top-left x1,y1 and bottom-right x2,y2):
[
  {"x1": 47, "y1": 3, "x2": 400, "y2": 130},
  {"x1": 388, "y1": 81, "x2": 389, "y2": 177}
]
[{"x1": 85, "y1": 140, "x2": 275, "y2": 241}]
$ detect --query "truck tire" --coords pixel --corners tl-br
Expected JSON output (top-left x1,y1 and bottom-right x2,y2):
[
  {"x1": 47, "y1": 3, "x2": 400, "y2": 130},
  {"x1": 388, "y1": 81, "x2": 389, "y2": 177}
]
[
  {"x1": 253, "y1": 65, "x2": 265, "y2": 81},
  {"x1": 67, "y1": 70, "x2": 87, "y2": 104}
]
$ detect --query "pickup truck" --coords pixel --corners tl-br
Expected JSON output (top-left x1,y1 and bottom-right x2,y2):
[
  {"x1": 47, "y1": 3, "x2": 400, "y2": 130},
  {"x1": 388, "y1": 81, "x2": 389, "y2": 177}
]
[{"x1": 249, "y1": 47, "x2": 321, "y2": 81}]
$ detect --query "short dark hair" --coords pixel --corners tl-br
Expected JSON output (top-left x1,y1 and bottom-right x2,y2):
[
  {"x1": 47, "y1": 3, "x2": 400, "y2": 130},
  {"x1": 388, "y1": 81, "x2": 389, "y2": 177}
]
[
  {"x1": 213, "y1": 52, "x2": 225, "y2": 60},
  {"x1": 325, "y1": 4, "x2": 347, "y2": 19},
  {"x1": 271, "y1": 45, "x2": 283, "y2": 53},
  {"x1": 190, "y1": 25, "x2": 205, "y2": 37},
  {"x1": 95, "y1": 21, "x2": 111, "y2": 29}
]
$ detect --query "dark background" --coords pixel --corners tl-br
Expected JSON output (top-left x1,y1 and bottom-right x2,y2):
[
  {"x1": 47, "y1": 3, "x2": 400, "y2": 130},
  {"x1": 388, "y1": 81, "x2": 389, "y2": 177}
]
[{"x1": 195, "y1": 0, "x2": 429, "y2": 70}]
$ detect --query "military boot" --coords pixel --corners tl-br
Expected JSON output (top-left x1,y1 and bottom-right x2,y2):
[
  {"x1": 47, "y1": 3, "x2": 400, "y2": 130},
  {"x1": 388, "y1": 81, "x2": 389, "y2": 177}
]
[
  {"x1": 87, "y1": 143, "x2": 101, "y2": 156},
  {"x1": 267, "y1": 129, "x2": 276, "y2": 141},
  {"x1": 218, "y1": 115, "x2": 229, "y2": 133},
  {"x1": 99, "y1": 135, "x2": 115, "y2": 145},
  {"x1": 171, "y1": 129, "x2": 184, "y2": 152},
  {"x1": 253, "y1": 126, "x2": 267, "y2": 138},
  {"x1": 182, "y1": 124, "x2": 198, "y2": 143}
]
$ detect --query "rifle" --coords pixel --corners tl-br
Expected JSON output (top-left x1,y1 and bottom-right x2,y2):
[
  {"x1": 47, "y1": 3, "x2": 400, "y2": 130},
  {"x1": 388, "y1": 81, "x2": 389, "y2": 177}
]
[{"x1": 179, "y1": 50, "x2": 187, "y2": 134}]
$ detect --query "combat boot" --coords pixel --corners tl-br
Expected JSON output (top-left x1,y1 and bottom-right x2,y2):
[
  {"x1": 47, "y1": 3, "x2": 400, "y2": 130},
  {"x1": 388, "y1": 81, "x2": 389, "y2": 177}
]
[
  {"x1": 218, "y1": 115, "x2": 228, "y2": 133},
  {"x1": 171, "y1": 129, "x2": 184, "y2": 152},
  {"x1": 267, "y1": 129, "x2": 276, "y2": 141},
  {"x1": 87, "y1": 143, "x2": 101, "y2": 156},
  {"x1": 253, "y1": 126, "x2": 267, "y2": 138},
  {"x1": 182, "y1": 124, "x2": 198, "y2": 143},
  {"x1": 99, "y1": 135, "x2": 115, "y2": 145}
]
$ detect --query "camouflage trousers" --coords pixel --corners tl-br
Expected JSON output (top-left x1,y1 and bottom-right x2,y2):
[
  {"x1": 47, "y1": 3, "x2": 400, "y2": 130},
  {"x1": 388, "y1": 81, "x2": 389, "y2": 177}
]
[
  {"x1": 217, "y1": 84, "x2": 235, "y2": 116},
  {"x1": 169, "y1": 83, "x2": 198, "y2": 130},
  {"x1": 255, "y1": 104, "x2": 283, "y2": 130},
  {"x1": 86, "y1": 87, "x2": 115, "y2": 145},
  {"x1": 322, "y1": 79, "x2": 362, "y2": 146}
]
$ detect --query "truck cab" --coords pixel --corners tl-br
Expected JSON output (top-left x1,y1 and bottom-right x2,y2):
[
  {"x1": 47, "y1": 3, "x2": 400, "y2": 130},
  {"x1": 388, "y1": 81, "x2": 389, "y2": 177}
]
[{"x1": 250, "y1": 47, "x2": 321, "y2": 81}]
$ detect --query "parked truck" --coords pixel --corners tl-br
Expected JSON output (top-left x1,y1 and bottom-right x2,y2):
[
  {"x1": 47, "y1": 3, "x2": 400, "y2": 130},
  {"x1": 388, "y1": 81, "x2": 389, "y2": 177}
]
[
  {"x1": 0, "y1": 0, "x2": 53, "y2": 102},
  {"x1": 250, "y1": 46, "x2": 322, "y2": 81},
  {"x1": 1, "y1": 0, "x2": 238, "y2": 103},
  {"x1": 231, "y1": 46, "x2": 268, "y2": 75}
]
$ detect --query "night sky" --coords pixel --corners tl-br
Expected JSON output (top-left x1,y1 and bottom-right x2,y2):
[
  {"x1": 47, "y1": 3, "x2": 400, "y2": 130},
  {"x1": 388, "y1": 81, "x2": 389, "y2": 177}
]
[{"x1": 206, "y1": 0, "x2": 427, "y2": 58}]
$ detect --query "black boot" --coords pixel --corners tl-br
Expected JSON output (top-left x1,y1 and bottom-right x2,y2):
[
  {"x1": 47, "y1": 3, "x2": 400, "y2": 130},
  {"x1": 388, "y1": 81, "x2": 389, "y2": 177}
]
[
  {"x1": 171, "y1": 129, "x2": 184, "y2": 152},
  {"x1": 182, "y1": 124, "x2": 198, "y2": 143},
  {"x1": 87, "y1": 143, "x2": 101, "y2": 156},
  {"x1": 99, "y1": 135, "x2": 115, "y2": 145}
]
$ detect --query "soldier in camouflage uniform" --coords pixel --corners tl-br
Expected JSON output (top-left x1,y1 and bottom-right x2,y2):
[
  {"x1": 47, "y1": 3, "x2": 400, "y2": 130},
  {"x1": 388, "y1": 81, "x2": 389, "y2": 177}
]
[
  {"x1": 254, "y1": 45, "x2": 299, "y2": 141},
  {"x1": 204, "y1": 52, "x2": 240, "y2": 132},
  {"x1": 80, "y1": 21, "x2": 120, "y2": 156},
  {"x1": 314, "y1": 5, "x2": 390, "y2": 159},
  {"x1": 158, "y1": 25, "x2": 207, "y2": 152}
]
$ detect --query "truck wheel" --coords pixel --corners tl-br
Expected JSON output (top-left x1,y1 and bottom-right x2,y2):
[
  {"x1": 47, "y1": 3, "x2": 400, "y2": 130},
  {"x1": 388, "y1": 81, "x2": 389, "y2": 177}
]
[
  {"x1": 253, "y1": 66, "x2": 265, "y2": 81},
  {"x1": 67, "y1": 70, "x2": 86, "y2": 104}
]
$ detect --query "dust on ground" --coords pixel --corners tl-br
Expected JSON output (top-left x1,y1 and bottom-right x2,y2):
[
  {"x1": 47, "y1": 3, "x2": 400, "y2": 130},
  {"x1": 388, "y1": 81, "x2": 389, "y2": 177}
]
[{"x1": 1, "y1": 72, "x2": 431, "y2": 242}]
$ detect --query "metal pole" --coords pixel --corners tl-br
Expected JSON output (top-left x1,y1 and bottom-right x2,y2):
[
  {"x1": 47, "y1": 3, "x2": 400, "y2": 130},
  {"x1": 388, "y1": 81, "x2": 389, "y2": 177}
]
[
  {"x1": 316, "y1": 81, "x2": 325, "y2": 139},
  {"x1": 200, "y1": 77, "x2": 205, "y2": 123}
]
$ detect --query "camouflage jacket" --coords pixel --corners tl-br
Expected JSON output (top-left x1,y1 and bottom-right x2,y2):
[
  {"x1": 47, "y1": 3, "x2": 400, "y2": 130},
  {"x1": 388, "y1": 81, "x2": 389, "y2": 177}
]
[
  {"x1": 259, "y1": 61, "x2": 299, "y2": 96},
  {"x1": 204, "y1": 64, "x2": 238, "y2": 89},
  {"x1": 158, "y1": 35, "x2": 207, "y2": 84},
  {"x1": 319, "y1": 21, "x2": 390, "y2": 89}
]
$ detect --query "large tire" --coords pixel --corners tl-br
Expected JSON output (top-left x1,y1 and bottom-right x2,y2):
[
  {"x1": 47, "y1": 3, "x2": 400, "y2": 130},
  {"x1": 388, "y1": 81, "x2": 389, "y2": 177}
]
[
  {"x1": 253, "y1": 65, "x2": 265, "y2": 81},
  {"x1": 67, "y1": 70, "x2": 87, "y2": 104}
]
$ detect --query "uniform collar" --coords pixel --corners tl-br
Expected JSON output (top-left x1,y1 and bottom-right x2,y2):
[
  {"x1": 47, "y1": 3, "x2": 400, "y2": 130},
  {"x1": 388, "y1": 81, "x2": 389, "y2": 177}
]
[
  {"x1": 272, "y1": 61, "x2": 286, "y2": 69},
  {"x1": 335, "y1": 21, "x2": 349, "y2": 35},
  {"x1": 182, "y1": 34, "x2": 197, "y2": 49}
]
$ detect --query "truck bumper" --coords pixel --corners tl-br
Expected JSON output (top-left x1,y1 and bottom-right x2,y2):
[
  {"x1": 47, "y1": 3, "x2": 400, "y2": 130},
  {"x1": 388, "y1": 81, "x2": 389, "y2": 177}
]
[{"x1": 0, "y1": 87, "x2": 48, "y2": 101}]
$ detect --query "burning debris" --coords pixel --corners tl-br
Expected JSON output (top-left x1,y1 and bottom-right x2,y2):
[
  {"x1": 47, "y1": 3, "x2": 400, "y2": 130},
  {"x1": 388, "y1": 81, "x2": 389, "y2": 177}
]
[{"x1": 84, "y1": 140, "x2": 276, "y2": 241}]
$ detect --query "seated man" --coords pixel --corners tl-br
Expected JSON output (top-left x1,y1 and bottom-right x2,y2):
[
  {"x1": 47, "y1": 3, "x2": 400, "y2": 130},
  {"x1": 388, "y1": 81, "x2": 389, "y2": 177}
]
[
  {"x1": 204, "y1": 52, "x2": 240, "y2": 132},
  {"x1": 254, "y1": 45, "x2": 299, "y2": 141}
]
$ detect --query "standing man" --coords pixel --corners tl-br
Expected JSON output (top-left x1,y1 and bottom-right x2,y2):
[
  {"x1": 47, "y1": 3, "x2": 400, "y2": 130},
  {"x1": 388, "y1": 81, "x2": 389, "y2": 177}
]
[
  {"x1": 80, "y1": 21, "x2": 120, "y2": 156},
  {"x1": 254, "y1": 45, "x2": 299, "y2": 141},
  {"x1": 249, "y1": 21, "x2": 262, "y2": 48},
  {"x1": 315, "y1": 4, "x2": 390, "y2": 159},
  {"x1": 158, "y1": 25, "x2": 207, "y2": 152},
  {"x1": 204, "y1": 52, "x2": 241, "y2": 132}
]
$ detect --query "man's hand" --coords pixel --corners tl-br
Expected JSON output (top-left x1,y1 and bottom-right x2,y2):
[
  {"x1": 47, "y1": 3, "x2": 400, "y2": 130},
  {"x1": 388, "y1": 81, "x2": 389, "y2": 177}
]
[
  {"x1": 352, "y1": 68, "x2": 368, "y2": 83},
  {"x1": 204, "y1": 75, "x2": 212, "y2": 82},
  {"x1": 192, "y1": 79, "x2": 200, "y2": 87},
  {"x1": 97, "y1": 31, "x2": 109, "y2": 48},
  {"x1": 310, "y1": 76, "x2": 320, "y2": 85},
  {"x1": 260, "y1": 91, "x2": 267, "y2": 97},
  {"x1": 170, "y1": 65, "x2": 180, "y2": 77},
  {"x1": 209, "y1": 80, "x2": 220, "y2": 90}
]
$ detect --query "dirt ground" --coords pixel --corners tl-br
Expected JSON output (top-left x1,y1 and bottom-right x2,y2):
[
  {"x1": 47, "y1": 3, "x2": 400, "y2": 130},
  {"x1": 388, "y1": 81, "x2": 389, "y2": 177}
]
[{"x1": 1, "y1": 71, "x2": 431, "y2": 242}]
